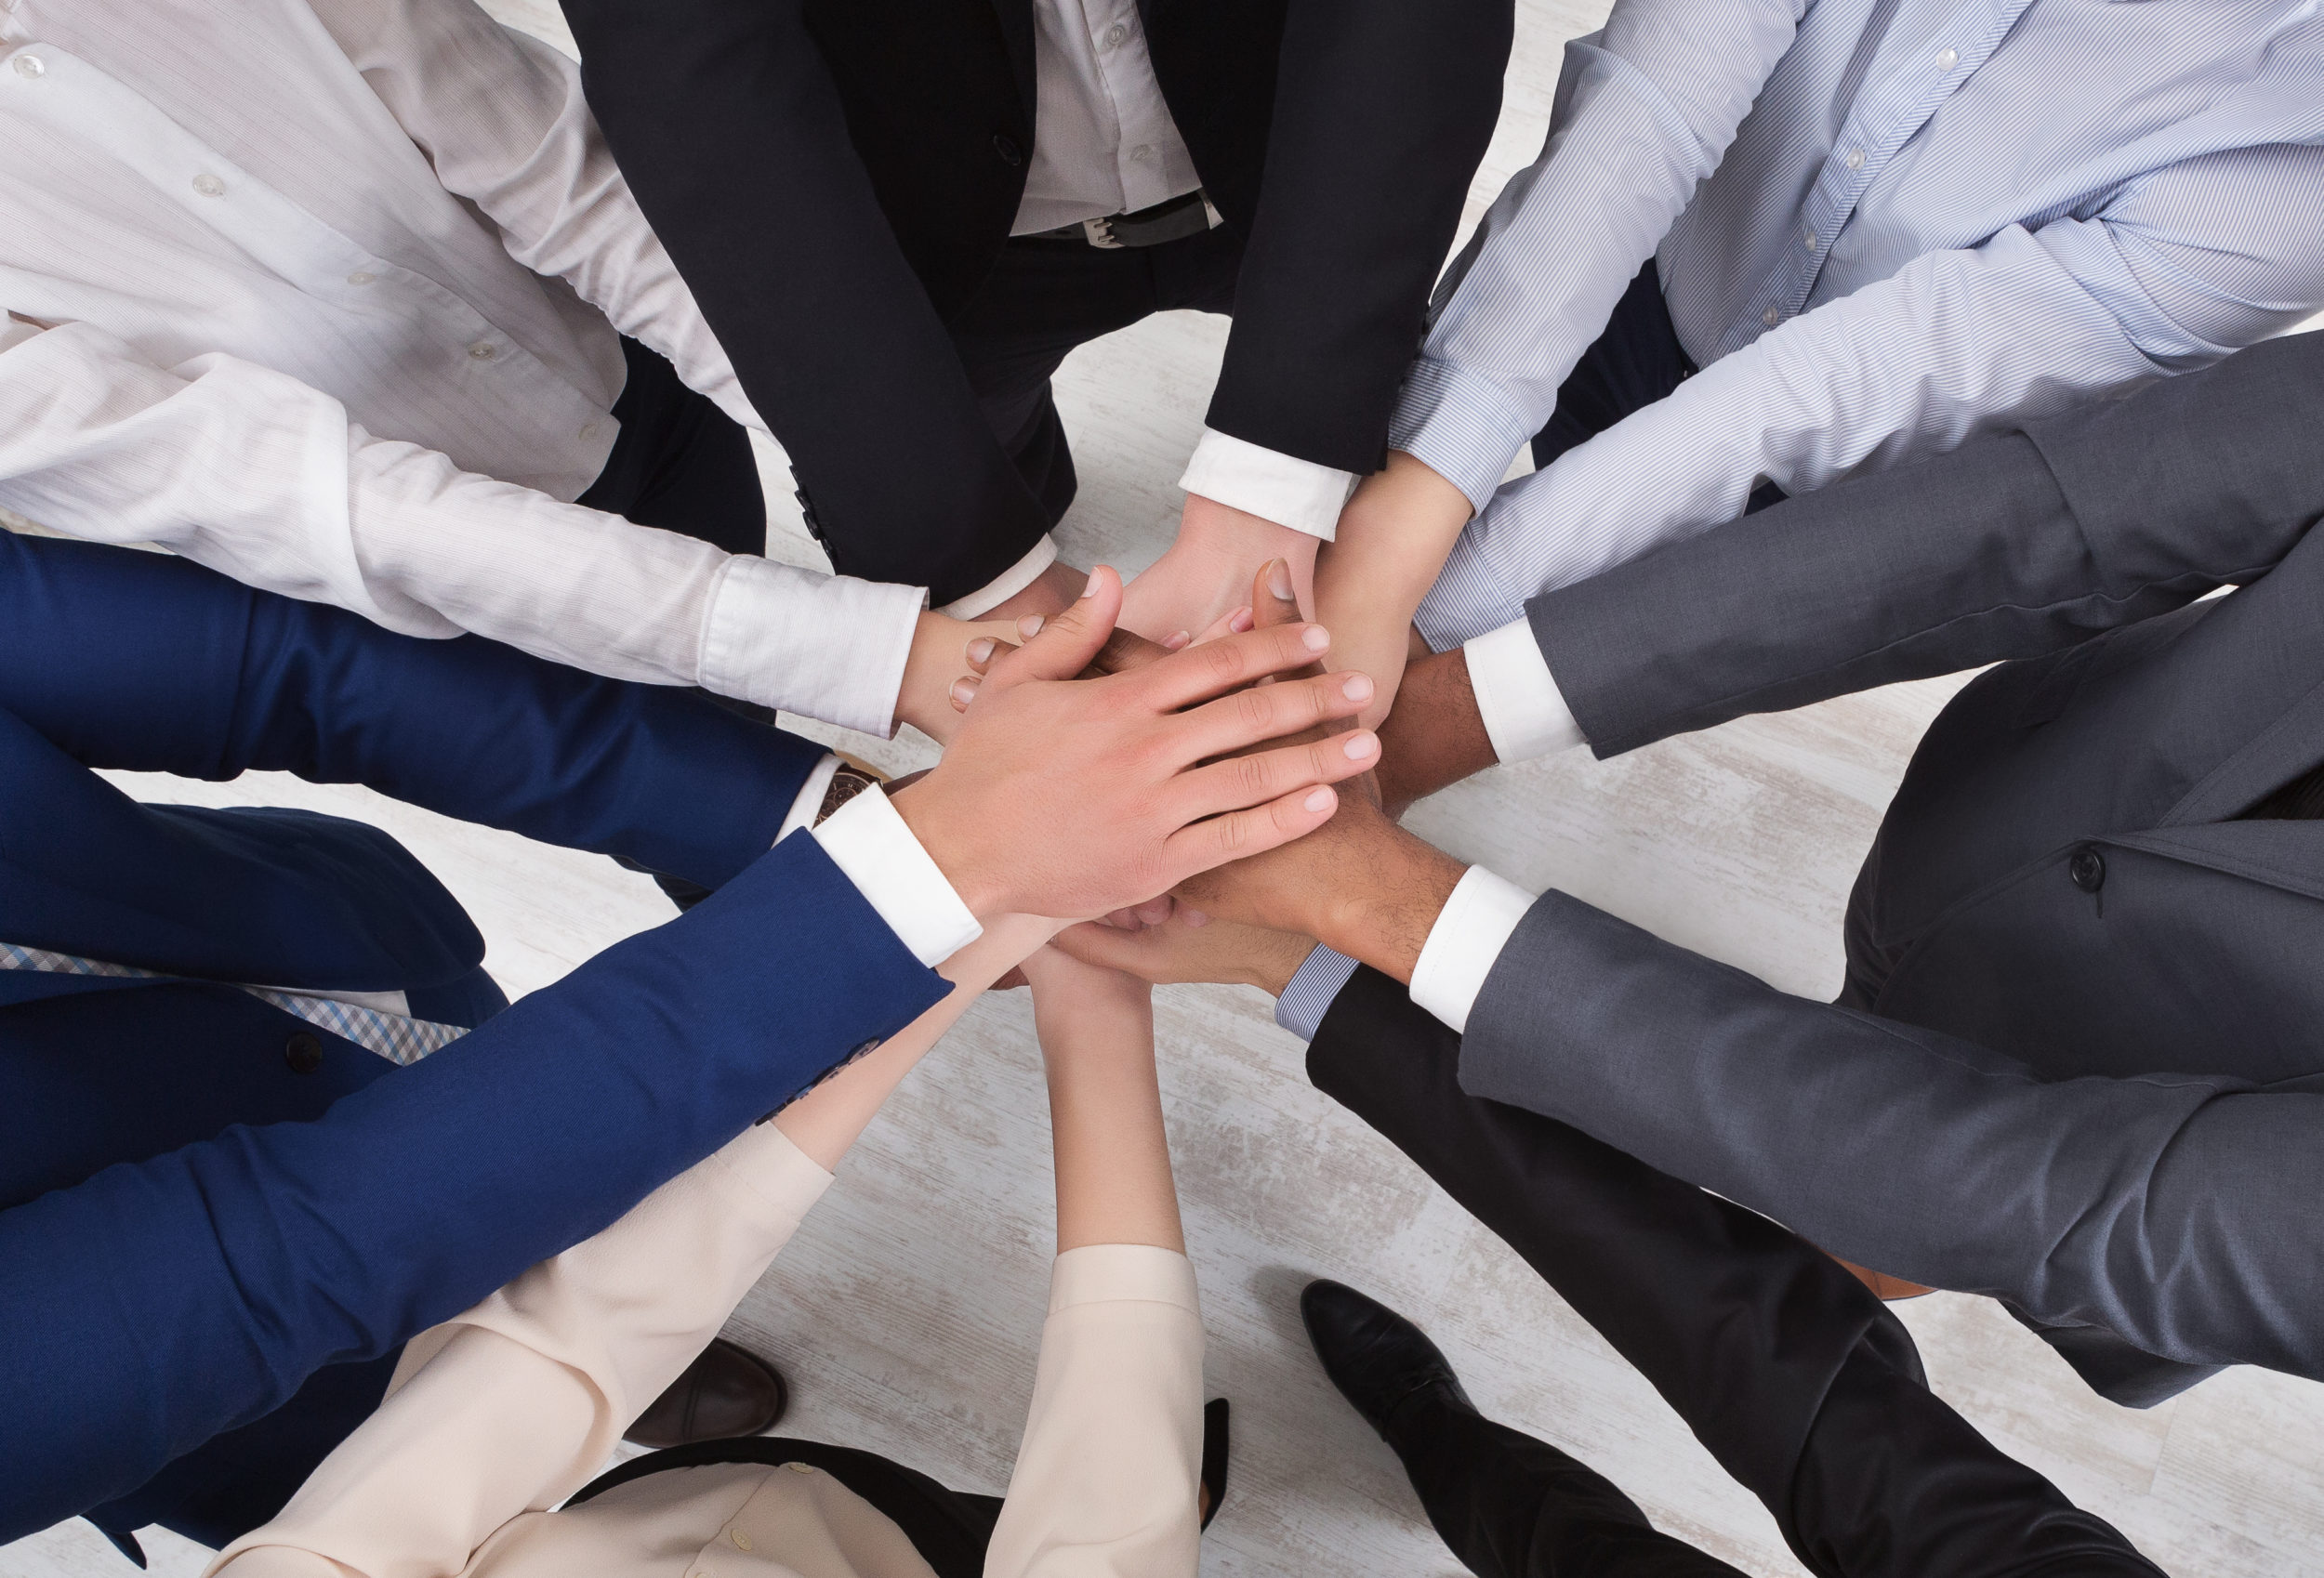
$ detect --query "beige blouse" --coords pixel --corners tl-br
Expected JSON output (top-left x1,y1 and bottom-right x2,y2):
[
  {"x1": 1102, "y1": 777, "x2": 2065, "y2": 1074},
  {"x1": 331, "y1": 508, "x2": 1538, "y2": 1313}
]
[{"x1": 207, "y1": 1124, "x2": 1204, "y2": 1578}]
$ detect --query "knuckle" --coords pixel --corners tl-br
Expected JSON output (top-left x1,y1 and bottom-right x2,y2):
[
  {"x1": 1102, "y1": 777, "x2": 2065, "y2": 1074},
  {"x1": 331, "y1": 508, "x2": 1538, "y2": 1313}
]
[{"x1": 1233, "y1": 686, "x2": 1275, "y2": 731}]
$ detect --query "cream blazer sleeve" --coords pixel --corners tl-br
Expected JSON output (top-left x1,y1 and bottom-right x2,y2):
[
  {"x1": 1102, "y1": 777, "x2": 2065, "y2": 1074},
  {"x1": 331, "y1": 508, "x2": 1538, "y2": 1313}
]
[
  {"x1": 983, "y1": 1245, "x2": 1206, "y2": 1578},
  {"x1": 206, "y1": 1124, "x2": 835, "y2": 1578}
]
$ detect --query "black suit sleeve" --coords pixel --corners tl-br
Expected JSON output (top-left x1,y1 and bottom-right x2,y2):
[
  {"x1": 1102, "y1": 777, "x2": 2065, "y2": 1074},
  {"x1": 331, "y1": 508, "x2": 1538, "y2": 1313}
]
[
  {"x1": 560, "y1": 0, "x2": 1049, "y2": 602},
  {"x1": 1194, "y1": 0, "x2": 1514, "y2": 473},
  {"x1": 1459, "y1": 890, "x2": 2324, "y2": 1383},
  {"x1": 1533, "y1": 331, "x2": 2324, "y2": 756}
]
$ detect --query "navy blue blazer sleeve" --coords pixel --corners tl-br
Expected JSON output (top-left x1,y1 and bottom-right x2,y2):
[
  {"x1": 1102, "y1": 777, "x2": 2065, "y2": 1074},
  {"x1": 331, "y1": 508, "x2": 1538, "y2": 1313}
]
[
  {"x1": 0, "y1": 833, "x2": 948, "y2": 1541},
  {"x1": 0, "y1": 533, "x2": 824, "y2": 889}
]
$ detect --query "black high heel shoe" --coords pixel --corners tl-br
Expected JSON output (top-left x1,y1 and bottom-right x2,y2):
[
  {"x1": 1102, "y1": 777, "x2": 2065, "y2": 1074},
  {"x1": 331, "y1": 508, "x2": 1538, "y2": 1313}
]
[{"x1": 1198, "y1": 1397, "x2": 1230, "y2": 1530}]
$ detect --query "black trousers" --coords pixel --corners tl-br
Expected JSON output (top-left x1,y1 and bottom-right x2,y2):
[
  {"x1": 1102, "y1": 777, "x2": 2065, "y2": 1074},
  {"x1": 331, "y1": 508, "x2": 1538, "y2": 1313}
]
[
  {"x1": 1534, "y1": 263, "x2": 1785, "y2": 517},
  {"x1": 572, "y1": 1437, "x2": 1004, "y2": 1578},
  {"x1": 576, "y1": 335, "x2": 769, "y2": 558},
  {"x1": 1307, "y1": 968, "x2": 2162, "y2": 1578},
  {"x1": 911, "y1": 227, "x2": 1244, "y2": 583}
]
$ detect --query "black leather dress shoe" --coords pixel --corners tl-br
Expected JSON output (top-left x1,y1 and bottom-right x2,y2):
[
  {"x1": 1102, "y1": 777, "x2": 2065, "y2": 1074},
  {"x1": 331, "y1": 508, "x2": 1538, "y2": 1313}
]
[
  {"x1": 626, "y1": 1337, "x2": 789, "y2": 1448},
  {"x1": 1301, "y1": 1279, "x2": 1475, "y2": 1439}
]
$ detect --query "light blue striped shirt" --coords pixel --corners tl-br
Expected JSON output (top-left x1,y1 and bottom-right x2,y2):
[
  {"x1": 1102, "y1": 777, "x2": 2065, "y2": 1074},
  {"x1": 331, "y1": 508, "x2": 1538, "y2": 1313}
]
[{"x1": 1394, "y1": 0, "x2": 2324, "y2": 652}]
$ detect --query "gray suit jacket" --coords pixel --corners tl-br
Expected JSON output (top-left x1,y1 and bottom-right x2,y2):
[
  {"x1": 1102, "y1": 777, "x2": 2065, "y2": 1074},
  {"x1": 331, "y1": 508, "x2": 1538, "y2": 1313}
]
[{"x1": 1461, "y1": 331, "x2": 2324, "y2": 1400}]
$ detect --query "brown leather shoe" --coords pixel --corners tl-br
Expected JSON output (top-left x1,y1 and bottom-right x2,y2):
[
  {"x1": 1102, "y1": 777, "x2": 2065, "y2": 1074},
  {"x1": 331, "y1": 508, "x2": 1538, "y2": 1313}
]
[{"x1": 625, "y1": 1338, "x2": 789, "y2": 1448}]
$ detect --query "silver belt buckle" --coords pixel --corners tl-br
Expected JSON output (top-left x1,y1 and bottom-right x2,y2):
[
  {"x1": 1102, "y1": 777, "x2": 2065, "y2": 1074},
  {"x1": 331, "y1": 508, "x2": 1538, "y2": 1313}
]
[{"x1": 1081, "y1": 216, "x2": 1125, "y2": 250}]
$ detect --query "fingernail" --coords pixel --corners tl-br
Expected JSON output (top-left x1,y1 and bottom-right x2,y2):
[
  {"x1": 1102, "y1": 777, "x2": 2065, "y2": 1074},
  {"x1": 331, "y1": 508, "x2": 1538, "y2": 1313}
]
[
  {"x1": 1303, "y1": 787, "x2": 1335, "y2": 811},
  {"x1": 1266, "y1": 558, "x2": 1293, "y2": 601},
  {"x1": 950, "y1": 677, "x2": 979, "y2": 706},
  {"x1": 1342, "y1": 730, "x2": 1379, "y2": 760},
  {"x1": 1081, "y1": 569, "x2": 1102, "y2": 599},
  {"x1": 1164, "y1": 630, "x2": 1192, "y2": 651},
  {"x1": 966, "y1": 638, "x2": 995, "y2": 664},
  {"x1": 1342, "y1": 673, "x2": 1374, "y2": 702},
  {"x1": 1229, "y1": 607, "x2": 1255, "y2": 633},
  {"x1": 1017, "y1": 614, "x2": 1045, "y2": 638},
  {"x1": 1301, "y1": 625, "x2": 1330, "y2": 652}
]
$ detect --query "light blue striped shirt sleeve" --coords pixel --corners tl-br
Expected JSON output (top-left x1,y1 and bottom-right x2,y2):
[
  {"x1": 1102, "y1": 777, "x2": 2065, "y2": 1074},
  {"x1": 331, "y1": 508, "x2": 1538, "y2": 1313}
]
[
  {"x1": 1403, "y1": 0, "x2": 2324, "y2": 650},
  {"x1": 1390, "y1": 0, "x2": 1806, "y2": 514},
  {"x1": 1274, "y1": 944, "x2": 1363, "y2": 1043}
]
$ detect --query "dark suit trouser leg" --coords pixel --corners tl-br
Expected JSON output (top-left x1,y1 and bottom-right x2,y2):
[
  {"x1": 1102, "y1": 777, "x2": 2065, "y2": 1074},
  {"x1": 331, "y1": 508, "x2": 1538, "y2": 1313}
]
[
  {"x1": 576, "y1": 335, "x2": 768, "y2": 558},
  {"x1": 943, "y1": 228, "x2": 1243, "y2": 551},
  {"x1": 1307, "y1": 970, "x2": 2160, "y2": 1578}
]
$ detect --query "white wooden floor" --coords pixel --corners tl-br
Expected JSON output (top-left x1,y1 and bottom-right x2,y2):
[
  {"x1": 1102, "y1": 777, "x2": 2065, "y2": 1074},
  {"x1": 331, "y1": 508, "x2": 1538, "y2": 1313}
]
[{"x1": 11, "y1": 3, "x2": 2324, "y2": 1574}]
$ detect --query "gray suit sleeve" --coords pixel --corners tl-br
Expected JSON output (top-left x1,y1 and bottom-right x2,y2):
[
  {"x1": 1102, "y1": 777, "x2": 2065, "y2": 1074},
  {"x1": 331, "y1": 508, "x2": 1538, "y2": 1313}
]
[
  {"x1": 1538, "y1": 331, "x2": 2324, "y2": 756},
  {"x1": 1459, "y1": 892, "x2": 2324, "y2": 1380}
]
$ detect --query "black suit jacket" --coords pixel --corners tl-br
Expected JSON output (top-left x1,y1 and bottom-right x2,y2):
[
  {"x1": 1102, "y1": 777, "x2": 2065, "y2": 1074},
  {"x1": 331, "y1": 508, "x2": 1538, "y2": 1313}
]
[
  {"x1": 1455, "y1": 333, "x2": 2324, "y2": 1401},
  {"x1": 561, "y1": 0, "x2": 1512, "y2": 599}
]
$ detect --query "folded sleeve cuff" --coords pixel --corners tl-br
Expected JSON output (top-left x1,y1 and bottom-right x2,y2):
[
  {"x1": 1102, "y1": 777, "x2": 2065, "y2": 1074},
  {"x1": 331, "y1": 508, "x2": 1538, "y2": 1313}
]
[
  {"x1": 1414, "y1": 523, "x2": 1531, "y2": 653},
  {"x1": 699, "y1": 555, "x2": 927, "y2": 738},
  {"x1": 1387, "y1": 358, "x2": 1538, "y2": 517},
  {"x1": 940, "y1": 534, "x2": 1059, "y2": 619},
  {"x1": 1465, "y1": 619, "x2": 1587, "y2": 763},
  {"x1": 809, "y1": 786, "x2": 982, "y2": 967},
  {"x1": 1275, "y1": 944, "x2": 1362, "y2": 1042},
  {"x1": 1409, "y1": 867, "x2": 1538, "y2": 1035},
  {"x1": 1179, "y1": 428, "x2": 1356, "y2": 540},
  {"x1": 1049, "y1": 1243, "x2": 1201, "y2": 1317}
]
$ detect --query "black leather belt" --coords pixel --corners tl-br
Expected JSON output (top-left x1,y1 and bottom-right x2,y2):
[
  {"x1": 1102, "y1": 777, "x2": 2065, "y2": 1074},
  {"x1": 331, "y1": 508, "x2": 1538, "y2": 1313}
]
[{"x1": 1026, "y1": 188, "x2": 1219, "y2": 249}]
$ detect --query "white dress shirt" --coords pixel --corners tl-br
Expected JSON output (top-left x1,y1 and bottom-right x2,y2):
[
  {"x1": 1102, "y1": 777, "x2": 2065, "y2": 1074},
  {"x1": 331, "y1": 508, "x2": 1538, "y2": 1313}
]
[
  {"x1": 1393, "y1": 0, "x2": 2324, "y2": 758},
  {"x1": 1276, "y1": 866, "x2": 1540, "y2": 1042},
  {"x1": 1003, "y1": 0, "x2": 1354, "y2": 540},
  {"x1": 0, "y1": 0, "x2": 925, "y2": 738},
  {"x1": 208, "y1": 1123, "x2": 1204, "y2": 1578}
]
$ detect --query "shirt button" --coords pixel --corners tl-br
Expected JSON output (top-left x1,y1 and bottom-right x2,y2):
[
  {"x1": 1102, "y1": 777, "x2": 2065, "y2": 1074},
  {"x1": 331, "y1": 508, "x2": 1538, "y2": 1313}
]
[
  {"x1": 1802, "y1": 228, "x2": 1817, "y2": 250},
  {"x1": 1762, "y1": 307, "x2": 1782, "y2": 327},
  {"x1": 1844, "y1": 148, "x2": 1866, "y2": 170},
  {"x1": 579, "y1": 422, "x2": 599, "y2": 441},
  {"x1": 1935, "y1": 46, "x2": 1959, "y2": 69},
  {"x1": 467, "y1": 341, "x2": 497, "y2": 361},
  {"x1": 729, "y1": 1528, "x2": 754, "y2": 1551},
  {"x1": 784, "y1": 1461, "x2": 816, "y2": 1475},
  {"x1": 284, "y1": 1032, "x2": 324, "y2": 1074},
  {"x1": 1103, "y1": 21, "x2": 1129, "y2": 46},
  {"x1": 192, "y1": 173, "x2": 228, "y2": 198},
  {"x1": 12, "y1": 53, "x2": 45, "y2": 78},
  {"x1": 992, "y1": 132, "x2": 1023, "y2": 166},
  {"x1": 1129, "y1": 143, "x2": 1154, "y2": 163},
  {"x1": 346, "y1": 270, "x2": 376, "y2": 286}
]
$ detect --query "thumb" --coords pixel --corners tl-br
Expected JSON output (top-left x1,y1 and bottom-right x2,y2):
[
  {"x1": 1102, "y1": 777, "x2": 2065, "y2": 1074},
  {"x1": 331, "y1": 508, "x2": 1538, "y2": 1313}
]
[{"x1": 984, "y1": 566, "x2": 1124, "y2": 690}]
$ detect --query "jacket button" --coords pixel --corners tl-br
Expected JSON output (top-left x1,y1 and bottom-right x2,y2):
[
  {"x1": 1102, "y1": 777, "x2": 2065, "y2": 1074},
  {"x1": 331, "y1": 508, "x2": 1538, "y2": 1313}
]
[
  {"x1": 284, "y1": 1031, "x2": 324, "y2": 1073},
  {"x1": 992, "y1": 133, "x2": 1023, "y2": 166},
  {"x1": 2068, "y1": 846, "x2": 2106, "y2": 893}
]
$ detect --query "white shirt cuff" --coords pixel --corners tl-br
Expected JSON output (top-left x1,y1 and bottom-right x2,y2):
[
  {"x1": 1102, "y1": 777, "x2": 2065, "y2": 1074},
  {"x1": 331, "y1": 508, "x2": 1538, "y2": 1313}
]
[
  {"x1": 809, "y1": 786, "x2": 982, "y2": 967},
  {"x1": 1464, "y1": 619, "x2": 1586, "y2": 764},
  {"x1": 1408, "y1": 867, "x2": 1538, "y2": 1035},
  {"x1": 699, "y1": 556, "x2": 928, "y2": 739},
  {"x1": 1178, "y1": 428, "x2": 1356, "y2": 541},
  {"x1": 776, "y1": 754, "x2": 842, "y2": 846},
  {"x1": 941, "y1": 534, "x2": 1059, "y2": 619}
]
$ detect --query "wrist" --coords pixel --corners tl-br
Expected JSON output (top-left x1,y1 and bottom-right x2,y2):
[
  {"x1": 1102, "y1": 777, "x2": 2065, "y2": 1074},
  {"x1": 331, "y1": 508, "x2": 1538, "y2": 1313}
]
[
  {"x1": 1314, "y1": 833, "x2": 1465, "y2": 986},
  {"x1": 889, "y1": 778, "x2": 1006, "y2": 918}
]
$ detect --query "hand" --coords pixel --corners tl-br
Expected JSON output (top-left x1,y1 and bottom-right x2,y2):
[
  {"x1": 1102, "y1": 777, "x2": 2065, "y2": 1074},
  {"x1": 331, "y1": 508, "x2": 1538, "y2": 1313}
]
[
  {"x1": 1312, "y1": 451, "x2": 1474, "y2": 730},
  {"x1": 1119, "y1": 493, "x2": 1319, "y2": 644},
  {"x1": 1054, "y1": 908, "x2": 1317, "y2": 995},
  {"x1": 894, "y1": 611, "x2": 1035, "y2": 743},
  {"x1": 891, "y1": 566, "x2": 1381, "y2": 920}
]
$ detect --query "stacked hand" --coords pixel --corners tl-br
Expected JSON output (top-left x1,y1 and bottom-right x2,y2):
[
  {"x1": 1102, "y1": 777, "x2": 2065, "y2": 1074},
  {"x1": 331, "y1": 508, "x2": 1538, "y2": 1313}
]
[
  {"x1": 892, "y1": 566, "x2": 1380, "y2": 922},
  {"x1": 1118, "y1": 493, "x2": 1319, "y2": 645}
]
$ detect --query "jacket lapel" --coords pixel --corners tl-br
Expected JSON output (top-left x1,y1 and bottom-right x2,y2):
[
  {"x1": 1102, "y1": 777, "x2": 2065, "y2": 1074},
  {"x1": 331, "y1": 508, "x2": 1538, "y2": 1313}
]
[
  {"x1": 988, "y1": 0, "x2": 1037, "y2": 122},
  {"x1": 2161, "y1": 674, "x2": 2324, "y2": 828}
]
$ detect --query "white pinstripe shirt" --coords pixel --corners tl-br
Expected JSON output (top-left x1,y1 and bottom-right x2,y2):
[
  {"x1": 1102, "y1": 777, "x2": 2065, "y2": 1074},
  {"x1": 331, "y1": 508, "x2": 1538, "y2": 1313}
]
[
  {"x1": 1392, "y1": 0, "x2": 2324, "y2": 757},
  {"x1": 0, "y1": 0, "x2": 926, "y2": 738}
]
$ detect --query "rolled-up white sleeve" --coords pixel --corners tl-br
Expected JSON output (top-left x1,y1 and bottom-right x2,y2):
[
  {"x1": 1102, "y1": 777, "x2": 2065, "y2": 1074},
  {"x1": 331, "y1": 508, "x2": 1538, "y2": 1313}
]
[
  {"x1": 1408, "y1": 867, "x2": 1538, "y2": 1035},
  {"x1": 985, "y1": 1244, "x2": 1206, "y2": 1578},
  {"x1": 1178, "y1": 427, "x2": 1356, "y2": 540},
  {"x1": 1389, "y1": 0, "x2": 1803, "y2": 513}
]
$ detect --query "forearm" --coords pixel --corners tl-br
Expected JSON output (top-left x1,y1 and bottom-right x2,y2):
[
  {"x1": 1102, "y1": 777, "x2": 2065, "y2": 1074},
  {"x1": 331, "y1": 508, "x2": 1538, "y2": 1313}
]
[
  {"x1": 1374, "y1": 647, "x2": 1499, "y2": 813},
  {"x1": 1312, "y1": 451, "x2": 1474, "y2": 724},
  {"x1": 1028, "y1": 955, "x2": 1182, "y2": 1255}
]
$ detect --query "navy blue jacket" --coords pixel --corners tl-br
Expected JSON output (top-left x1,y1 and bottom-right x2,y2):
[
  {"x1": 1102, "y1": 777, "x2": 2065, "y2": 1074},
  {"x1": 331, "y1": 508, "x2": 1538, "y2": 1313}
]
[{"x1": 0, "y1": 534, "x2": 948, "y2": 1541}]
